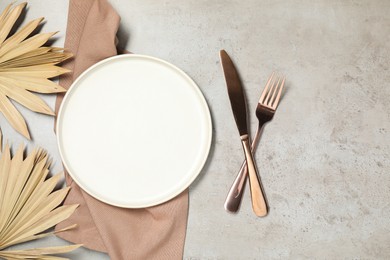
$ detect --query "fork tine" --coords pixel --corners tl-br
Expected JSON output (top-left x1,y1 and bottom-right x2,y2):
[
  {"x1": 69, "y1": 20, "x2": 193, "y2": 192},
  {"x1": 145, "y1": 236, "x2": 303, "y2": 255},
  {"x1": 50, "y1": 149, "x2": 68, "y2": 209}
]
[
  {"x1": 264, "y1": 73, "x2": 280, "y2": 106},
  {"x1": 259, "y1": 72, "x2": 275, "y2": 104},
  {"x1": 271, "y1": 76, "x2": 285, "y2": 109},
  {"x1": 268, "y1": 75, "x2": 281, "y2": 107}
]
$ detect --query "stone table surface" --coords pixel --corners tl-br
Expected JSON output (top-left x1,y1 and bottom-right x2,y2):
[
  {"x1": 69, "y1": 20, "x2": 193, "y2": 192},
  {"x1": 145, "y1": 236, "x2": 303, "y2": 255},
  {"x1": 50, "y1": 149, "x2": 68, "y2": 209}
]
[{"x1": 0, "y1": 0, "x2": 389, "y2": 259}]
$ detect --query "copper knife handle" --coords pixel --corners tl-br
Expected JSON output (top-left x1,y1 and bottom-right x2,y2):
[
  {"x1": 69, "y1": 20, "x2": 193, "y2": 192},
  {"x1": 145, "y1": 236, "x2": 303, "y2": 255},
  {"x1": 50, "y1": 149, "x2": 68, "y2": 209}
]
[
  {"x1": 224, "y1": 126, "x2": 263, "y2": 213},
  {"x1": 240, "y1": 135, "x2": 268, "y2": 217}
]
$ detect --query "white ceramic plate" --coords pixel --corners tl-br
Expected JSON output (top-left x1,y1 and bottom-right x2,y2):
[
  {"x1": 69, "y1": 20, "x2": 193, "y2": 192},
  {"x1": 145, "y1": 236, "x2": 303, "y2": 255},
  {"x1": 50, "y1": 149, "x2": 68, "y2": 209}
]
[{"x1": 57, "y1": 54, "x2": 212, "y2": 208}]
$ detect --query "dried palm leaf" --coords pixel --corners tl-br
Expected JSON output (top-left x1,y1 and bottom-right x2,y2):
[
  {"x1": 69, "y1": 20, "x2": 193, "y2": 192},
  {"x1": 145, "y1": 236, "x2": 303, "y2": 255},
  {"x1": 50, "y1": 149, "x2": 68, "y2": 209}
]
[
  {"x1": 0, "y1": 129, "x2": 81, "y2": 259},
  {"x1": 0, "y1": 2, "x2": 72, "y2": 139}
]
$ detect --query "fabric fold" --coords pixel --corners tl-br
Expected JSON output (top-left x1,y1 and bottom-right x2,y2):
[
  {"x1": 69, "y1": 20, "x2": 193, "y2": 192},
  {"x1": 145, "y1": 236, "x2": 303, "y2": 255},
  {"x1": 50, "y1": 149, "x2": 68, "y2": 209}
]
[{"x1": 55, "y1": 1, "x2": 188, "y2": 259}]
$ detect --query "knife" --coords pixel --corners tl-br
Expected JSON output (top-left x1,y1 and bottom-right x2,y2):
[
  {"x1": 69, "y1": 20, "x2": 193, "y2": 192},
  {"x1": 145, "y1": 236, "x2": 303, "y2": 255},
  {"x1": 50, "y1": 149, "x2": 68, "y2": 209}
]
[{"x1": 219, "y1": 50, "x2": 268, "y2": 217}]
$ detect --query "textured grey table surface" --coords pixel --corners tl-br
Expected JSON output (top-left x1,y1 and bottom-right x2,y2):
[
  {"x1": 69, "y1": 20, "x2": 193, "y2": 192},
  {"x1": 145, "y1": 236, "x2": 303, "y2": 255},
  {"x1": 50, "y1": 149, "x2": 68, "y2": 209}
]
[{"x1": 0, "y1": 0, "x2": 389, "y2": 259}]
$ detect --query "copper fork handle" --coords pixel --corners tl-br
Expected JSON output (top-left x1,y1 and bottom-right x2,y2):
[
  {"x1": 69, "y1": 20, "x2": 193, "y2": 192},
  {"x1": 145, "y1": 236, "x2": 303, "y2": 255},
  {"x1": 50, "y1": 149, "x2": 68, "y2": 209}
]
[
  {"x1": 224, "y1": 162, "x2": 248, "y2": 212},
  {"x1": 224, "y1": 126, "x2": 264, "y2": 213},
  {"x1": 240, "y1": 136, "x2": 267, "y2": 217}
]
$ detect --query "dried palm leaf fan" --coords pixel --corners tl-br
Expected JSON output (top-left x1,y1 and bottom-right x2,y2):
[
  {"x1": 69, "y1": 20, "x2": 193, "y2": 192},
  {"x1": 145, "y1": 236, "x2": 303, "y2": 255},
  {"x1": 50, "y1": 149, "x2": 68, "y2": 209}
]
[
  {"x1": 0, "y1": 129, "x2": 81, "y2": 259},
  {"x1": 0, "y1": 2, "x2": 72, "y2": 139}
]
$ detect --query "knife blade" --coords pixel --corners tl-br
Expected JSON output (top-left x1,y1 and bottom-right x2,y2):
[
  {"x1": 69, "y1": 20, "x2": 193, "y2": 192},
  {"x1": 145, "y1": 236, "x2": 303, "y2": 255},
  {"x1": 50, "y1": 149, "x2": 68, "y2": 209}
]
[
  {"x1": 219, "y1": 50, "x2": 248, "y2": 137},
  {"x1": 220, "y1": 49, "x2": 268, "y2": 217}
]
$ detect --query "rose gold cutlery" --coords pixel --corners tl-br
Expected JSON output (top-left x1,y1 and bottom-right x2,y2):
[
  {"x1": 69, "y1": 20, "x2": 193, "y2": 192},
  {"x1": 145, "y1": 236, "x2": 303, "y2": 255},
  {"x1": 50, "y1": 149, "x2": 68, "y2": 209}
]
[
  {"x1": 224, "y1": 72, "x2": 285, "y2": 214},
  {"x1": 220, "y1": 50, "x2": 267, "y2": 217}
]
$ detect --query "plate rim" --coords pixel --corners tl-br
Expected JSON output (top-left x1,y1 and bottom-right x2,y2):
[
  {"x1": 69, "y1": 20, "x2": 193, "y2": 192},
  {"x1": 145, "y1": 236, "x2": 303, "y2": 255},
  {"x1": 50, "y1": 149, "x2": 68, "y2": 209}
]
[{"x1": 56, "y1": 54, "x2": 212, "y2": 208}]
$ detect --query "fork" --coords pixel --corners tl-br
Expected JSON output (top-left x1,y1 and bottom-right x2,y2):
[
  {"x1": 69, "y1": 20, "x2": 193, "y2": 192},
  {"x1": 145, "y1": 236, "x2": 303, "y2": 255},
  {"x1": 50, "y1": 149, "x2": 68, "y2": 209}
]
[{"x1": 224, "y1": 72, "x2": 285, "y2": 214}]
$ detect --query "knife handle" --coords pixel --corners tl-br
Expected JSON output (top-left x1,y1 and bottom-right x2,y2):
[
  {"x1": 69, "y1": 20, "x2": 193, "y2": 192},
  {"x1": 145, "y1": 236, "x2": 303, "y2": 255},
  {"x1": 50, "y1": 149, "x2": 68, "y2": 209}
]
[
  {"x1": 241, "y1": 136, "x2": 268, "y2": 217},
  {"x1": 224, "y1": 125, "x2": 263, "y2": 213}
]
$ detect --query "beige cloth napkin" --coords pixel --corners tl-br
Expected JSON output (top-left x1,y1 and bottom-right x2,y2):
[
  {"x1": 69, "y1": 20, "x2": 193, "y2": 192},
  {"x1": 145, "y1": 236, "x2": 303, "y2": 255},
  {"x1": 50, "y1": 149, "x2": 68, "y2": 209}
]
[{"x1": 54, "y1": 0, "x2": 189, "y2": 259}]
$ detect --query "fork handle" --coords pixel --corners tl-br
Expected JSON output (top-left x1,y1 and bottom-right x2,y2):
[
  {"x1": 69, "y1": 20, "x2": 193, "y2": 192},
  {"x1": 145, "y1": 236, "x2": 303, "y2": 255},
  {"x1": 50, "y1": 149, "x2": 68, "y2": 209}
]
[
  {"x1": 241, "y1": 136, "x2": 267, "y2": 216},
  {"x1": 223, "y1": 159, "x2": 249, "y2": 212},
  {"x1": 224, "y1": 125, "x2": 265, "y2": 213}
]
